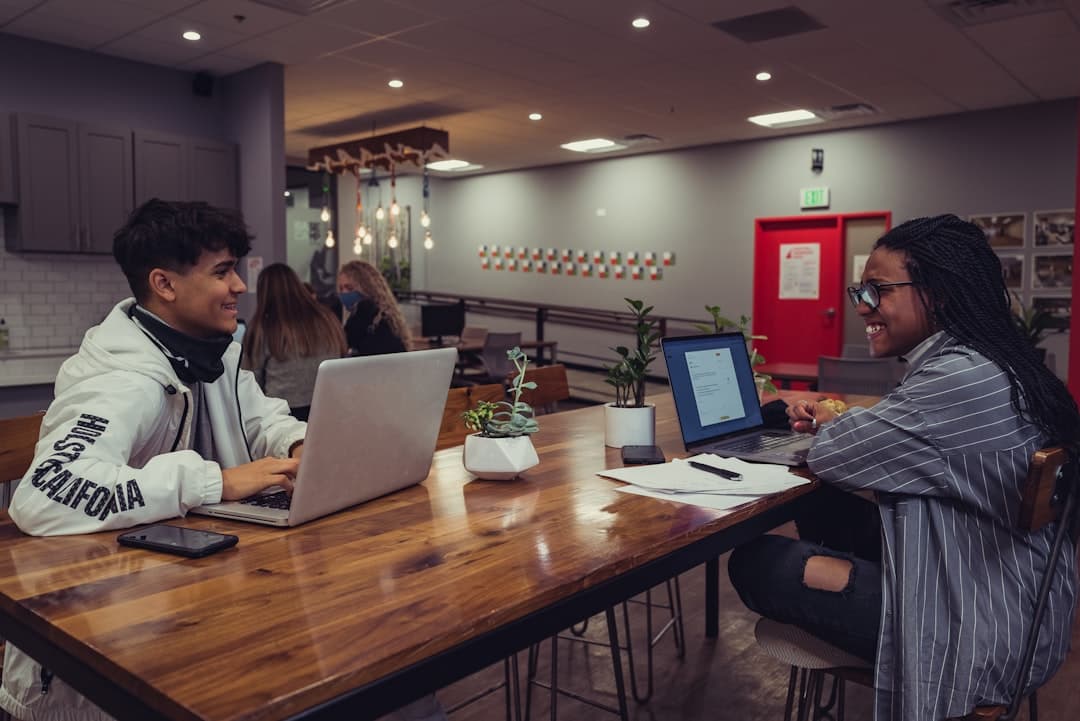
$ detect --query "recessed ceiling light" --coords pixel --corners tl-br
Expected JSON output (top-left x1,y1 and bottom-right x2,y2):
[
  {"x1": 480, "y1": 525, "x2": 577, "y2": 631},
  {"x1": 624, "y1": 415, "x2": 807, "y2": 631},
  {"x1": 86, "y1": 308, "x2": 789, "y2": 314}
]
[
  {"x1": 182, "y1": 30, "x2": 201, "y2": 41},
  {"x1": 755, "y1": 71, "x2": 772, "y2": 81},
  {"x1": 560, "y1": 138, "x2": 628, "y2": 153},
  {"x1": 632, "y1": 17, "x2": 650, "y2": 29},
  {"x1": 747, "y1": 109, "x2": 822, "y2": 128},
  {"x1": 427, "y1": 159, "x2": 478, "y2": 171},
  {"x1": 529, "y1": 112, "x2": 543, "y2": 121},
  {"x1": 388, "y1": 79, "x2": 404, "y2": 89},
  {"x1": 283, "y1": 190, "x2": 291, "y2": 197}
]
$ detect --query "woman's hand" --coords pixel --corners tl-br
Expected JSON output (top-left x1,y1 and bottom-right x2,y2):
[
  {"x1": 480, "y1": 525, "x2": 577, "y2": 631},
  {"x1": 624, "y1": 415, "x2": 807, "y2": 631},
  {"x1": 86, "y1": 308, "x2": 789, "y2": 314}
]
[{"x1": 786, "y1": 399, "x2": 839, "y2": 435}]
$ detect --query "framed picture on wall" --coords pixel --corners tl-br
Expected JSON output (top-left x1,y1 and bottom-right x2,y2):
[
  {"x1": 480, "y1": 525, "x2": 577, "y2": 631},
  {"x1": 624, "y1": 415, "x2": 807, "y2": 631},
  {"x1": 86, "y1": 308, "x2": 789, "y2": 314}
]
[
  {"x1": 1033, "y1": 210, "x2": 1075, "y2": 247},
  {"x1": 997, "y1": 254, "x2": 1023, "y2": 289},
  {"x1": 969, "y1": 213, "x2": 1026, "y2": 247},
  {"x1": 1032, "y1": 296, "x2": 1072, "y2": 331},
  {"x1": 1032, "y1": 254, "x2": 1073, "y2": 289}
]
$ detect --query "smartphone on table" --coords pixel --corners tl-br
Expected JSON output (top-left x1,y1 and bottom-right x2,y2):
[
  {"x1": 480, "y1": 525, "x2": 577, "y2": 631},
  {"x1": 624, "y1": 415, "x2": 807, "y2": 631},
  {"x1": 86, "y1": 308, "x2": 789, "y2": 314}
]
[
  {"x1": 621, "y1": 444, "x2": 666, "y2": 465},
  {"x1": 117, "y1": 524, "x2": 238, "y2": 558}
]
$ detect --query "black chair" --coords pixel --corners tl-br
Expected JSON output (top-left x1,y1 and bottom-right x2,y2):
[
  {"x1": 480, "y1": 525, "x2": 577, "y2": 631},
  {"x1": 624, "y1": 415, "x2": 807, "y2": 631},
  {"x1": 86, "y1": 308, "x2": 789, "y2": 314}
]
[{"x1": 816, "y1": 355, "x2": 904, "y2": 396}]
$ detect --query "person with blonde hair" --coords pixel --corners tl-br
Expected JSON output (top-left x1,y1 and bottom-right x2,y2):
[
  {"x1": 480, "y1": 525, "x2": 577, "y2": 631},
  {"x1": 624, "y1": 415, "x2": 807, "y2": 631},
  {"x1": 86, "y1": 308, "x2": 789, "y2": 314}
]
[
  {"x1": 337, "y1": 259, "x2": 412, "y2": 355},
  {"x1": 243, "y1": 263, "x2": 347, "y2": 420}
]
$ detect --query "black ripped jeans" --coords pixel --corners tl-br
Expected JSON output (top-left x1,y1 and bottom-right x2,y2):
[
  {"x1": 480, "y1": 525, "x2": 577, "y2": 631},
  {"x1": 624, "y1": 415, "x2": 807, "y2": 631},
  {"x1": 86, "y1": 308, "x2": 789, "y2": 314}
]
[{"x1": 727, "y1": 484, "x2": 882, "y2": 663}]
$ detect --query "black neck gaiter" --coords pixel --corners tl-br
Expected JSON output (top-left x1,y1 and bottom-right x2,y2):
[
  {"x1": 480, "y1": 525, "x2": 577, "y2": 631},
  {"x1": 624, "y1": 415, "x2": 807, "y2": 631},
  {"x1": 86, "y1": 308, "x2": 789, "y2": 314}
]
[{"x1": 130, "y1": 305, "x2": 233, "y2": 384}]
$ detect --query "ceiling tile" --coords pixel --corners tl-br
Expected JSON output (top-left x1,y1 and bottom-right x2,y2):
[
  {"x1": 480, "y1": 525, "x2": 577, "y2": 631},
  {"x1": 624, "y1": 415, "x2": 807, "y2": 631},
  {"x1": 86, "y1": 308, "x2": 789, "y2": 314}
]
[
  {"x1": 228, "y1": 17, "x2": 376, "y2": 65},
  {"x1": 308, "y1": 0, "x2": 438, "y2": 36}
]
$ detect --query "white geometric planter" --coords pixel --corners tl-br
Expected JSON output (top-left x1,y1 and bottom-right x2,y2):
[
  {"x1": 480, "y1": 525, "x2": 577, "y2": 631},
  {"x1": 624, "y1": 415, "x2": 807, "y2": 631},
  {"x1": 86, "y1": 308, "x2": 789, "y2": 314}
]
[
  {"x1": 463, "y1": 434, "x2": 539, "y2": 480},
  {"x1": 604, "y1": 403, "x2": 656, "y2": 448}
]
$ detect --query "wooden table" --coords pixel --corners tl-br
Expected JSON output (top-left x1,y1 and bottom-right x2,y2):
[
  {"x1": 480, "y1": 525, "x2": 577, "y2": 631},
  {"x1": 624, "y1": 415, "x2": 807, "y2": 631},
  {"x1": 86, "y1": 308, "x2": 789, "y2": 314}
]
[
  {"x1": 0, "y1": 394, "x2": 846, "y2": 721},
  {"x1": 758, "y1": 361, "x2": 818, "y2": 389}
]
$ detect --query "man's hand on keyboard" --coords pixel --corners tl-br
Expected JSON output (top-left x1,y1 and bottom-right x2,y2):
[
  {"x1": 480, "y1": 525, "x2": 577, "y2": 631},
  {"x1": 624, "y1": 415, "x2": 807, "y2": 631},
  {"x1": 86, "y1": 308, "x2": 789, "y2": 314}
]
[{"x1": 221, "y1": 458, "x2": 299, "y2": 501}]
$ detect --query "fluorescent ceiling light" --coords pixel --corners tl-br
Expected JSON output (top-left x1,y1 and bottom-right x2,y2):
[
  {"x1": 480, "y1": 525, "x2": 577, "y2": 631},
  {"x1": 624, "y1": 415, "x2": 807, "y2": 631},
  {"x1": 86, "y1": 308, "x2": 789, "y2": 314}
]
[
  {"x1": 560, "y1": 138, "x2": 628, "y2": 153},
  {"x1": 755, "y1": 71, "x2": 771, "y2": 81},
  {"x1": 387, "y1": 79, "x2": 404, "y2": 88},
  {"x1": 427, "y1": 159, "x2": 481, "y2": 171},
  {"x1": 747, "y1": 109, "x2": 822, "y2": 128},
  {"x1": 632, "y1": 17, "x2": 650, "y2": 29},
  {"x1": 182, "y1": 30, "x2": 201, "y2": 41},
  {"x1": 529, "y1": 112, "x2": 543, "y2": 121}
]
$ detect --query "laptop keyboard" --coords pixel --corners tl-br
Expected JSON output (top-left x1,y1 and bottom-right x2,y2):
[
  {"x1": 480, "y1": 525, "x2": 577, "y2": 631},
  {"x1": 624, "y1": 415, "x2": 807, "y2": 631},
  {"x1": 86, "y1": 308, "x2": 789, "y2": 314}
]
[
  {"x1": 721, "y1": 433, "x2": 807, "y2": 453},
  {"x1": 240, "y1": 490, "x2": 291, "y2": 510}
]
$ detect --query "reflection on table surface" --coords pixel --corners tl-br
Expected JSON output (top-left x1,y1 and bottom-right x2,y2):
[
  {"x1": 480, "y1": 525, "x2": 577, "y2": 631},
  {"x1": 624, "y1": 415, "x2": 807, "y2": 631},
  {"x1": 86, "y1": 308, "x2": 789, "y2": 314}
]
[{"x1": 0, "y1": 392, "x2": 871, "y2": 721}]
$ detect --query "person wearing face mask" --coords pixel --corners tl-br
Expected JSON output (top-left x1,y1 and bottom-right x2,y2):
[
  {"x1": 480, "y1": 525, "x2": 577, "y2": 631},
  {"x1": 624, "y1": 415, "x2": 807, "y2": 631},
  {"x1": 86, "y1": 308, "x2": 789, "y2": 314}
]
[
  {"x1": 728, "y1": 215, "x2": 1079, "y2": 721},
  {"x1": 337, "y1": 260, "x2": 411, "y2": 356}
]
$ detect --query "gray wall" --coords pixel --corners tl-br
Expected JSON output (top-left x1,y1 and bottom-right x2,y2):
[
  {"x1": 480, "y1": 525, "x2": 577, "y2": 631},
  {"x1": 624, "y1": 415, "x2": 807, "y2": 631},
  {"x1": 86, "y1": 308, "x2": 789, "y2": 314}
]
[{"x1": 421, "y1": 100, "x2": 1078, "y2": 372}]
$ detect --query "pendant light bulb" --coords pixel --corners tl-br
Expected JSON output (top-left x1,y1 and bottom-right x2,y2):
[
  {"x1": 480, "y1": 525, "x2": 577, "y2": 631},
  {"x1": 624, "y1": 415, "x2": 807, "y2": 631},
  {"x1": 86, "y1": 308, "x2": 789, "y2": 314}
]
[
  {"x1": 353, "y1": 240, "x2": 362, "y2": 255},
  {"x1": 423, "y1": 230, "x2": 434, "y2": 250},
  {"x1": 320, "y1": 207, "x2": 330, "y2": 223},
  {"x1": 420, "y1": 210, "x2": 431, "y2": 228},
  {"x1": 375, "y1": 205, "x2": 385, "y2": 221},
  {"x1": 355, "y1": 226, "x2": 364, "y2": 241},
  {"x1": 388, "y1": 233, "x2": 399, "y2": 249},
  {"x1": 363, "y1": 230, "x2": 373, "y2": 246},
  {"x1": 324, "y1": 230, "x2": 335, "y2": 248},
  {"x1": 390, "y1": 199, "x2": 400, "y2": 217}
]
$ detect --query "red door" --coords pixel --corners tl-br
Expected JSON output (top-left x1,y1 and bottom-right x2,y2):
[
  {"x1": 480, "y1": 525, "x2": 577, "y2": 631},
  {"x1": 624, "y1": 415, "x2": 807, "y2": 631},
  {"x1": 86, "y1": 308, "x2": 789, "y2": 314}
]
[{"x1": 753, "y1": 215, "x2": 844, "y2": 364}]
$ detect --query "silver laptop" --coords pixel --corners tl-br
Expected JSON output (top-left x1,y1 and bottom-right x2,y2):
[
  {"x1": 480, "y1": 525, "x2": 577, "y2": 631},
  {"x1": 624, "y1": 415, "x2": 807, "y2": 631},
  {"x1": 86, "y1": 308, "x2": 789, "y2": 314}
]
[
  {"x1": 191, "y1": 347, "x2": 457, "y2": 526},
  {"x1": 661, "y1": 333, "x2": 813, "y2": 466}
]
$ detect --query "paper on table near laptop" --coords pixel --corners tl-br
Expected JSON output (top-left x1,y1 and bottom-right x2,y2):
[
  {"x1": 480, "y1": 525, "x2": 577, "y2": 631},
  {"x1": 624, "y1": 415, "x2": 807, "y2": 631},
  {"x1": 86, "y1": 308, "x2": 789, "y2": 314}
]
[{"x1": 599, "y1": 454, "x2": 810, "y2": 511}]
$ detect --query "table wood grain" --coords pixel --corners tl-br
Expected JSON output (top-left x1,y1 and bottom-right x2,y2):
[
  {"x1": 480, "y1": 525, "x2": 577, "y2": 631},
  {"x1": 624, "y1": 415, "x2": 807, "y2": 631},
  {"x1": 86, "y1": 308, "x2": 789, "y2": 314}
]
[{"x1": 0, "y1": 392, "x2": 874, "y2": 721}]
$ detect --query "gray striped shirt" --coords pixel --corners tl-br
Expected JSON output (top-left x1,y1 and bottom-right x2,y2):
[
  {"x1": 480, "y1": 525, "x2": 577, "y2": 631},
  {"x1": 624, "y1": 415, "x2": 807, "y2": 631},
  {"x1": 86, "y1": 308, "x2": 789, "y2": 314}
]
[{"x1": 809, "y1": 332, "x2": 1077, "y2": 721}]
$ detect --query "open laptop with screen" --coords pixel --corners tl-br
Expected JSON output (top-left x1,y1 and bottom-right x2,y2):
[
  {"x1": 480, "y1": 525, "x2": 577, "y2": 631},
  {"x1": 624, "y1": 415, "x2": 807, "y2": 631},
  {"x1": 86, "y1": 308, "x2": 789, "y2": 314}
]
[
  {"x1": 661, "y1": 333, "x2": 812, "y2": 466},
  {"x1": 190, "y1": 347, "x2": 457, "y2": 526}
]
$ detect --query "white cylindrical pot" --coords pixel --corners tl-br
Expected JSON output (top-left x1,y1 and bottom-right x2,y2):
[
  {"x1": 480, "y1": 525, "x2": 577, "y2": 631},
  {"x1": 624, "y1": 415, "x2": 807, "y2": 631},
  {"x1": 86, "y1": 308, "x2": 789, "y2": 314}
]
[
  {"x1": 463, "y1": 434, "x2": 539, "y2": 480},
  {"x1": 604, "y1": 403, "x2": 656, "y2": 448}
]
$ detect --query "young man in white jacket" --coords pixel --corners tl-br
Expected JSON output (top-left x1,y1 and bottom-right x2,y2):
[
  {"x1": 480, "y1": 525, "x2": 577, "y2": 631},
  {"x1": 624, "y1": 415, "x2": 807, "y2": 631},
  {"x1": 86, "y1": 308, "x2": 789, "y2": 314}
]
[{"x1": 0, "y1": 199, "x2": 445, "y2": 721}]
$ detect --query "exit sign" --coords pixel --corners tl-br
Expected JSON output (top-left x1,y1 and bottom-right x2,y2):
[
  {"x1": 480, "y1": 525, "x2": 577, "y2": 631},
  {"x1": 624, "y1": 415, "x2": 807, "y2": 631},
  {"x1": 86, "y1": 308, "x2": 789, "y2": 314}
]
[{"x1": 800, "y1": 187, "x2": 830, "y2": 209}]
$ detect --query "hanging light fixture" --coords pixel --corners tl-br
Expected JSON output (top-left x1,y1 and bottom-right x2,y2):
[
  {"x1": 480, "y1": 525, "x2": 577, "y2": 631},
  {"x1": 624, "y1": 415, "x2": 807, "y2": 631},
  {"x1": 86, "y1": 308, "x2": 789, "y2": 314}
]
[
  {"x1": 324, "y1": 229, "x2": 335, "y2": 248},
  {"x1": 423, "y1": 229, "x2": 433, "y2": 250},
  {"x1": 420, "y1": 166, "x2": 431, "y2": 228},
  {"x1": 387, "y1": 231, "x2": 399, "y2": 249},
  {"x1": 389, "y1": 165, "x2": 400, "y2": 217},
  {"x1": 354, "y1": 168, "x2": 366, "y2": 243},
  {"x1": 319, "y1": 172, "x2": 331, "y2": 222},
  {"x1": 363, "y1": 230, "x2": 373, "y2": 246}
]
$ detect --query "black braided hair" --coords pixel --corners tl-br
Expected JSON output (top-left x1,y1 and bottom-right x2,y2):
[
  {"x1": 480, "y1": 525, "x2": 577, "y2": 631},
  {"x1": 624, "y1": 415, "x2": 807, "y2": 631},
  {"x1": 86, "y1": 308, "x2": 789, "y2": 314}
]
[{"x1": 875, "y1": 214, "x2": 1080, "y2": 452}]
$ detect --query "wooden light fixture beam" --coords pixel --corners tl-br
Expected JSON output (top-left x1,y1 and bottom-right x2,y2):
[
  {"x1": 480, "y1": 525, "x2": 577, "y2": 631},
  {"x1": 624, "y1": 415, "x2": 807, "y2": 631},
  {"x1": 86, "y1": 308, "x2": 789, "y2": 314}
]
[{"x1": 307, "y1": 126, "x2": 450, "y2": 174}]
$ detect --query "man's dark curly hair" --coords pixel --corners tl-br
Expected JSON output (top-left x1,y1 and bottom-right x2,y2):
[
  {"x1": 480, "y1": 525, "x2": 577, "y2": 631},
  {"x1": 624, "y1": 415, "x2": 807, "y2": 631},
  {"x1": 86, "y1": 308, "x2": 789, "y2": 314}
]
[
  {"x1": 876, "y1": 214, "x2": 1079, "y2": 452},
  {"x1": 113, "y1": 198, "x2": 252, "y2": 302}
]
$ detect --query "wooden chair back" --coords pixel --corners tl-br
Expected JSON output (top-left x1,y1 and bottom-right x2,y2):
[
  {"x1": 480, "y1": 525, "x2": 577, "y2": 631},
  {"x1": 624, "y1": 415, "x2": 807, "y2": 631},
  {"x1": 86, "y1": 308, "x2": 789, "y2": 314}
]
[
  {"x1": 515, "y1": 364, "x2": 570, "y2": 415},
  {"x1": 435, "y1": 384, "x2": 507, "y2": 451},
  {"x1": 1, "y1": 413, "x2": 43, "y2": 510},
  {"x1": 459, "y1": 326, "x2": 488, "y2": 347}
]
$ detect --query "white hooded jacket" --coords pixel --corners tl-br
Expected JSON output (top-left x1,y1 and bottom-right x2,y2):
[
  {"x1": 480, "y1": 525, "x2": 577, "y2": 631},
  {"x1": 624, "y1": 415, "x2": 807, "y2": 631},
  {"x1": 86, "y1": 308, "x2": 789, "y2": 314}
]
[{"x1": 1, "y1": 298, "x2": 306, "y2": 721}]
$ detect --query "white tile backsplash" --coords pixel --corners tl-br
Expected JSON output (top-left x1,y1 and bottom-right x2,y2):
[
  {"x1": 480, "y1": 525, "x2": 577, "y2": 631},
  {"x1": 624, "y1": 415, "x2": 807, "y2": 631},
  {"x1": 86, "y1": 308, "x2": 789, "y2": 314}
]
[{"x1": 0, "y1": 222, "x2": 129, "y2": 351}]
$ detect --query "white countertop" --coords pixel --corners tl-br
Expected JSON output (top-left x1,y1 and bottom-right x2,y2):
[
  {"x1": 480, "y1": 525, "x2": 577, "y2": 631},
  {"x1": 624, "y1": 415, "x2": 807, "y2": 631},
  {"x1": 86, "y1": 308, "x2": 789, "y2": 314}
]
[{"x1": 0, "y1": 348, "x2": 76, "y2": 387}]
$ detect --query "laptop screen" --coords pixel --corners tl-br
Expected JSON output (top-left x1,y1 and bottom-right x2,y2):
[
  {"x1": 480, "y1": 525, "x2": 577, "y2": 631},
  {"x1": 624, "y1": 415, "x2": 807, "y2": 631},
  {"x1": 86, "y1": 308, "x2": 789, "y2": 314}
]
[{"x1": 662, "y1": 333, "x2": 765, "y2": 445}]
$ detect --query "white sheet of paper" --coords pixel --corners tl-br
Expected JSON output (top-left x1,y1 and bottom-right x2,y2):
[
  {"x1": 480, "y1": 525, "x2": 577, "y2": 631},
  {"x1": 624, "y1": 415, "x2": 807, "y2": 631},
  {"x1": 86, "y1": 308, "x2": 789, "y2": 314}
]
[
  {"x1": 598, "y1": 454, "x2": 809, "y2": 496},
  {"x1": 615, "y1": 484, "x2": 761, "y2": 511}
]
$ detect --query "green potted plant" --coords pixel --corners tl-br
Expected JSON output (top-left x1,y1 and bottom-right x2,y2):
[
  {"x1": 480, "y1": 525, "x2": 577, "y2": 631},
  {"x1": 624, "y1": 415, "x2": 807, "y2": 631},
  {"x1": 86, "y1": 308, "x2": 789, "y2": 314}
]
[
  {"x1": 604, "y1": 298, "x2": 661, "y2": 447},
  {"x1": 461, "y1": 347, "x2": 540, "y2": 479},
  {"x1": 1011, "y1": 291, "x2": 1053, "y2": 361},
  {"x1": 695, "y1": 305, "x2": 777, "y2": 397}
]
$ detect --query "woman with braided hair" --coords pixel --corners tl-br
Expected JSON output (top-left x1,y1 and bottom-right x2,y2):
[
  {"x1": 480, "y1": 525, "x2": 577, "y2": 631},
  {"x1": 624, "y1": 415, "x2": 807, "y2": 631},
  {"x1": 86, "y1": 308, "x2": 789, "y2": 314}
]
[{"x1": 729, "y1": 214, "x2": 1078, "y2": 720}]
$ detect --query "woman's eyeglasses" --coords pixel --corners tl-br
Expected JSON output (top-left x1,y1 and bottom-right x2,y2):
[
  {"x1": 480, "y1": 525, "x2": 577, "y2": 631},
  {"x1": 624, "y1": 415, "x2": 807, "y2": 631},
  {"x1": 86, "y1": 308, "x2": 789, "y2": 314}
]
[{"x1": 846, "y1": 281, "x2": 916, "y2": 310}]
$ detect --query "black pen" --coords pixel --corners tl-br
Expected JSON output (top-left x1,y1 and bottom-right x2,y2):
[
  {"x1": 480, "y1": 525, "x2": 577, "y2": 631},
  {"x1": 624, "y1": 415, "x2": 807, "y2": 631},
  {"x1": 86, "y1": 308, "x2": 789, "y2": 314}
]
[{"x1": 689, "y1": 460, "x2": 743, "y2": 482}]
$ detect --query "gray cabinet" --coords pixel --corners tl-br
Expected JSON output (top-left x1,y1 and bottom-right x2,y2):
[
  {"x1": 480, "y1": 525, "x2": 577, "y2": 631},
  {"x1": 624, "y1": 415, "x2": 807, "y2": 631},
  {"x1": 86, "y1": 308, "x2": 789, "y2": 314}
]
[
  {"x1": 135, "y1": 131, "x2": 238, "y2": 210},
  {"x1": 0, "y1": 115, "x2": 14, "y2": 204},
  {"x1": 5, "y1": 114, "x2": 132, "y2": 254}
]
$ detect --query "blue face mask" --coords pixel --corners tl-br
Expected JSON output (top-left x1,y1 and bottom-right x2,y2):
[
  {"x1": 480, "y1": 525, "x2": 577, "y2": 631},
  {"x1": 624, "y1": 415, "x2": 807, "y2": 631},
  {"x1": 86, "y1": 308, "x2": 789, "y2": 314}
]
[{"x1": 339, "y1": 290, "x2": 363, "y2": 309}]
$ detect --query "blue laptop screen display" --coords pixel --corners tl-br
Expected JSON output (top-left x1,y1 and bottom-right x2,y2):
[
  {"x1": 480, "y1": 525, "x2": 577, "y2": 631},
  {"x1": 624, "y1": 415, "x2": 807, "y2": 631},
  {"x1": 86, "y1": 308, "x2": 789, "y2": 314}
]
[{"x1": 662, "y1": 333, "x2": 764, "y2": 445}]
